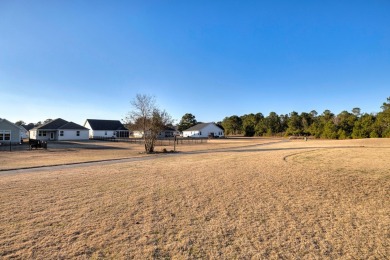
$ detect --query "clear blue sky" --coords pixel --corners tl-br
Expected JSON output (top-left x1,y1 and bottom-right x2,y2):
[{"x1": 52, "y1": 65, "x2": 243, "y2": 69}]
[{"x1": 1, "y1": 1, "x2": 389, "y2": 125}]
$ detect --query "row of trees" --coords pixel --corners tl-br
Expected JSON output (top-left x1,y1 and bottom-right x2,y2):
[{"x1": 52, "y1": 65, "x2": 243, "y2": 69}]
[
  {"x1": 14, "y1": 119, "x2": 53, "y2": 128},
  {"x1": 221, "y1": 97, "x2": 390, "y2": 139},
  {"x1": 14, "y1": 96, "x2": 390, "y2": 153}
]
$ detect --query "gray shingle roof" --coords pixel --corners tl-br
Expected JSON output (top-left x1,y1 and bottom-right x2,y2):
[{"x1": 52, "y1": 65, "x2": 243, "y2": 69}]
[
  {"x1": 85, "y1": 119, "x2": 128, "y2": 131},
  {"x1": 33, "y1": 118, "x2": 68, "y2": 130},
  {"x1": 184, "y1": 123, "x2": 222, "y2": 132},
  {"x1": 32, "y1": 118, "x2": 87, "y2": 130},
  {"x1": 59, "y1": 122, "x2": 88, "y2": 130},
  {"x1": 22, "y1": 124, "x2": 35, "y2": 131}
]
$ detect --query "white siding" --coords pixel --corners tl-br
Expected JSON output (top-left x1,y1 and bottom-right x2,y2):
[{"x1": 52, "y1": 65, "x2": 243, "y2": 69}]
[
  {"x1": 30, "y1": 130, "x2": 37, "y2": 139},
  {"x1": 84, "y1": 120, "x2": 117, "y2": 138},
  {"x1": 31, "y1": 130, "x2": 55, "y2": 141},
  {"x1": 133, "y1": 131, "x2": 144, "y2": 138},
  {"x1": 183, "y1": 130, "x2": 200, "y2": 137},
  {"x1": 182, "y1": 123, "x2": 224, "y2": 138},
  {"x1": 84, "y1": 121, "x2": 93, "y2": 138},
  {"x1": 92, "y1": 130, "x2": 115, "y2": 138},
  {"x1": 58, "y1": 130, "x2": 89, "y2": 141}
]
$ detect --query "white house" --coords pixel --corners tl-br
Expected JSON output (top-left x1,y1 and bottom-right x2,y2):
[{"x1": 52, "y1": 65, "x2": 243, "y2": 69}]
[
  {"x1": 29, "y1": 118, "x2": 89, "y2": 141},
  {"x1": 182, "y1": 123, "x2": 224, "y2": 138},
  {"x1": 0, "y1": 118, "x2": 21, "y2": 144},
  {"x1": 132, "y1": 126, "x2": 178, "y2": 138},
  {"x1": 18, "y1": 125, "x2": 29, "y2": 139},
  {"x1": 158, "y1": 126, "x2": 178, "y2": 138},
  {"x1": 84, "y1": 119, "x2": 129, "y2": 139}
]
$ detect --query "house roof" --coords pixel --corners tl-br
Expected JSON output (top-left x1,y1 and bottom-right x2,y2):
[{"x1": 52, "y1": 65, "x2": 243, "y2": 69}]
[
  {"x1": 32, "y1": 118, "x2": 87, "y2": 131},
  {"x1": 85, "y1": 119, "x2": 128, "y2": 131},
  {"x1": 59, "y1": 122, "x2": 89, "y2": 130},
  {"x1": 132, "y1": 126, "x2": 176, "y2": 133},
  {"x1": 0, "y1": 118, "x2": 20, "y2": 130},
  {"x1": 22, "y1": 124, "x2": 35, "y2": 131},
  {"x1": 33, "y1": 118, "x2": 68, "y2": 130},
  {"x1": 0, "y1": 118, "x2": 12, "y2": 125},
  {"x1": 183, "y1": 123, "x2": 223, "y2": 132},
  {"x1": 162, "y1": 126, "x2": 176, "y2": 131},
  {"x1": 17, "y1": 125, "x2": 28, "y2": 131}
]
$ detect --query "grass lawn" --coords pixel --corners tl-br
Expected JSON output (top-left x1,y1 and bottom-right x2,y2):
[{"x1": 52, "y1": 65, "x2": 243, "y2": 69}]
[{"x1": 0, "y1": 138, "x2": 389, "y2": 258}]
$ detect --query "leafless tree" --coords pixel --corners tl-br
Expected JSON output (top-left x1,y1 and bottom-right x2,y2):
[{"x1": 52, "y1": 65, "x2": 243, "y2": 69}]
[{"x1": 125, "y1": 94, "x2": 172, "y2": 153}]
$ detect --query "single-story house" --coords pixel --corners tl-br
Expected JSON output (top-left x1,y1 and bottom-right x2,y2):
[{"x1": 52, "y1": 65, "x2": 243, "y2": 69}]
[
  {"x1": 158, "y1": 126, "x2": 178, "y2": 138},
  {"x1": 132, "y1": 126, "x2": 179, "y2": 138},
  {"x1": 84, "y1": 119, "x2": 129, "y2": 139},
  {"x1": 29, "y1": 118, "x2": 89, "y2": 141},
  {"x1": 18, "y1": 125, "x2": 29, "y2": 139},
  {"x1": 182, "y1": 123, "x2": 224, "y2": 138},
  {"x1": 0, "y1": 118, "x2": 21, "y2": 144}
]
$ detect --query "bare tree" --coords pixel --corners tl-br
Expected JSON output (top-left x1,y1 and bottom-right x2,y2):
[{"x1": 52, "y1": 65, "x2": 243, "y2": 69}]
[{"x1": 125, "y1": 94, "x2": 172, "y2": 153}]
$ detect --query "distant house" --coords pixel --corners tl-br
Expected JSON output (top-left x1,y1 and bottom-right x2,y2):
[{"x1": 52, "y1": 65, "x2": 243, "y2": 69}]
[
  {"x1": 22, "y1": 124, "x2": 35, "y2": 132},
  {"x1": 158, "y1": 126, "x2": 178, "y2": 138},
  {"x1": 132, "y1": 126, "x2": 178, "y2": 138},
  {"x1": 182, "y1": 123, "x2": 224, "y2": 138},
  {"x1": 0, "y1": 118, "x2": 21, "y2": 144},
  {"x1": 132, "y1": 130, "x2": 144, "y2": 138},
  {"x1": 17, "y1": 125, "x2": 29, "y2": 139},
  {"x1": 84, "y1": 119, "x2": 129, "y2": 139},
  {"x1": 29, "y1": 118, "x2": 89, "y2": 141}
]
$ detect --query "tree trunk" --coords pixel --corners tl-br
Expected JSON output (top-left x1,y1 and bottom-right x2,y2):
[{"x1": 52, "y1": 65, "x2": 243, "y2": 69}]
[{"x1": 144, "y1": 136, "x2": 155, "y2": 153}]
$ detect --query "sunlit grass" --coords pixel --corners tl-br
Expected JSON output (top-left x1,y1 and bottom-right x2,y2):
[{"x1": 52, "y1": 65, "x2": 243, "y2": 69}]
[{"x1": 0, "y1": 138, "x2": 389, "y2": 258}]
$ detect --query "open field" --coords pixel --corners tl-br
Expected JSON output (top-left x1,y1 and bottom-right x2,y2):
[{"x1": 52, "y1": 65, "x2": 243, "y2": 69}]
[
  {"x1": 0, "y1": 138, "x2": 280, "y2": 170},
  {"x1": 0, "y1": 138, "x2": 389, "y2": 258}
]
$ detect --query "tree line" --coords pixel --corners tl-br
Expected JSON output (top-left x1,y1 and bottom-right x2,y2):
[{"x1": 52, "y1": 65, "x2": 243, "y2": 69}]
[{"x1": 221, "y1": 97, "x2": 390, "y2": 139}]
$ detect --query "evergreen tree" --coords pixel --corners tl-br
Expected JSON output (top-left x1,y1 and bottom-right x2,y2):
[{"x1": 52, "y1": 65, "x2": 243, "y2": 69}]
[
  {"x1": 352, "y1": 113, "x2": 375, "y2": 138},
  {"x1": 321, "y1": 120, "x2": 338, "y2": 139},
  {"x1": 222, "y1": 115, "x2": 242, "y2": 135},
  {"x1": 286, "y1": 111, "x2": 303, "y2": 136},
  {"x1": 376, "y1": 97, "x2": 390, "y2": 137},
  {"x1": 177, "y1": 113, "x2": 197, "y2": 132},
  {"x1": 241, "y1": 113, "x2": 261, "y2": 137},
  {"x1": 335, "y1": 111, "x2": 356, "y2": 139},
  {"x1": 265, "y1": 112, "x2": 281, "y2": 136}
]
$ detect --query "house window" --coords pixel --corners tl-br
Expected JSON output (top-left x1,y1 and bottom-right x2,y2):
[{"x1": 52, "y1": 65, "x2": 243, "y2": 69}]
[
  {"x1": 60, "y1": 131, "x2": 64, "y2": 136},
  {"x1": 0, "y1": 130, "x2": 11, "y2": 141},
  {"x1": 38, "y1": 131, "x2": 42, "y2": 136},
  {"x1": 42, "y1": 131, "x2": 47, "y2": 137},
  {"x1": 199, "y1": 131, "x2": 202, "y2": 135},
  {"x1": 76, "y1": 131, "x2": 80, "y2": 136},
  {"x1": 105, "y1": 131, "x2": 107, "y2": 135}
]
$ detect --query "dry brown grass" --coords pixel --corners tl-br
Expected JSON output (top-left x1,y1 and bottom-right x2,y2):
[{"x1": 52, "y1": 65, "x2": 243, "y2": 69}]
[
  {"x1": 0, "y1": 138, "x2": 389, "y2": 258},
  {"x1": 0, "y1": 138, "x2": 278, "y2": 170},
  {"x1": 0, "y1": 141, "x2": 146, "y2": 170}
]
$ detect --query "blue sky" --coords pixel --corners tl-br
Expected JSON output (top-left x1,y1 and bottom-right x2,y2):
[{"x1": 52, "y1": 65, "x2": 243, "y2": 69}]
[{"x1": 1, "y1": 1, "x2": 389, "y2": 125}]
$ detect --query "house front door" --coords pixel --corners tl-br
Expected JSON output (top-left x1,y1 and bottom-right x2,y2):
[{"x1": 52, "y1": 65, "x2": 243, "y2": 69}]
[{"x1": 50, "y1": 132, "x2": 55, "y2": 140}]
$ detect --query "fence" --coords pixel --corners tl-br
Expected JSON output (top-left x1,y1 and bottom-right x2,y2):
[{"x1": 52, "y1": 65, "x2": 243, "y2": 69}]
[
  {"x1": 155, "y1": 137, "x2": 208, "y2": 146},
  {"x1": 0, "y1": 142, "x2": 29, "y2": 152},
  {"x1": 91, "y1": 136, "x2": 208, "y2": 146}
]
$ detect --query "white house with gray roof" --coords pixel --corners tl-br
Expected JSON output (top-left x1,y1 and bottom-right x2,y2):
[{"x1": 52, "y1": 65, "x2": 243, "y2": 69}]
[
  {"x1": 182, "y1": 123, "x2": 224, "y2": 138},
  {"x1": 29, "y1": 118, "x2": 89, "y2": 141},
  {"x1": 84, "y1": 119, "x2": 129, "y2": 138}
]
